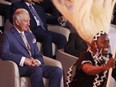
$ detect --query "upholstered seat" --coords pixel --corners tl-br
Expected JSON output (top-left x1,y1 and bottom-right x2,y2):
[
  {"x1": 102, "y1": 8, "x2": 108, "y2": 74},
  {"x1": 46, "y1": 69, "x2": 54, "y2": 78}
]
[
  {"x1": 56, "y1": 49, "x2": 78, "y2": 85},
  {"x1": 0, "y1": 56, "x2": 64, "y2": 87}
]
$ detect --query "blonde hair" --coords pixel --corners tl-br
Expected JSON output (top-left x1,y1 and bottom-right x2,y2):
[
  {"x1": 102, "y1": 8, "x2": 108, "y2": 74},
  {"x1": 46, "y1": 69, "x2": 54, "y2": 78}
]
[{"x1": 52, "y1": 0, "x2": 116, "y2": 44}]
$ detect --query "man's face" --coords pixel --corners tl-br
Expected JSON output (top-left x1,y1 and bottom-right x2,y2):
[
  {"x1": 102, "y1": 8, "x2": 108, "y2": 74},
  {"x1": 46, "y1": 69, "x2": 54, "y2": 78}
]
[
  {"x1": 96, "y1": 34, "x2": 110, "y2": 54},
  {"x1": 16, "y1": 13, "x2": 30, "y2": 32}
]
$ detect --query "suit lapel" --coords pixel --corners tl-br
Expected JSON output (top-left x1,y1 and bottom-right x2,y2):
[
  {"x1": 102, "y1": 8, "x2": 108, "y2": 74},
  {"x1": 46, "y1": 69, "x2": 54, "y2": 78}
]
[
  {"x1": 11, "y1": 28, "x2": 27, "y2": 50},
  {"x1": 25, "y1": 31, "x2": 34, "y2": 56},
  {"x1": 24, "y1": 32, "x2": 33, "y2": 49}
]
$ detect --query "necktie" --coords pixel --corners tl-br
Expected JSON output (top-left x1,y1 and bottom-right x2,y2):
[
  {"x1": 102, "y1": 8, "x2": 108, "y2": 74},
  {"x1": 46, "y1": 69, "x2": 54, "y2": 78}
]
[
  {"x1": 20, "y1": 33, "x2": 32, "y2": 56},
  {"x1": 29, "y1": 4, "x2": 46, "y2": 30}
]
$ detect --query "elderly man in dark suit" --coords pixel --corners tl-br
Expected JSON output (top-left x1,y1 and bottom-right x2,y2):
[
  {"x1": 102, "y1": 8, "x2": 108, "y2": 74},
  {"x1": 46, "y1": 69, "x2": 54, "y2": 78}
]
[
  {"x1": 9, "y1": 0, "x2": 67, "y2": 58},
  {"x1": 1, "y1": 8, "x2": 62, "y2": 87}
]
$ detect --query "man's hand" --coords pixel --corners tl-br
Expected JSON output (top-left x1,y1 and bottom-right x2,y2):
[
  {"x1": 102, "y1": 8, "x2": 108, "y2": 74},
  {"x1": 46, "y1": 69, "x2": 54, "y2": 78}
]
[
  {"x1": 30, "y1": 57, "x2": 41, "y2": 66},
  {"x1": 24, "y1": 58, "x2": 33, "y2": 66},
  {"x1": 58, "y1": 16, "x2": 67, "y2": 25},
  {"x1": 104, "y1": 58, "x2": 116, "y2": 70},
  {"x1": 24, "y1": 57, "x2": 41, "y2": 67}
]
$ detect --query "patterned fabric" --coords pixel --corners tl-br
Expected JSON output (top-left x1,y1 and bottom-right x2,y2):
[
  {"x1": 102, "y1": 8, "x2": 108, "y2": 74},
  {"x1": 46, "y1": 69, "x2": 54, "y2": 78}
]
[
  {"x1": 93, "y1": 31, "x2": 106, "y2": 41},
  {"x1": 66, "y1": 62, "x2": 77, "y2": 87},
  {"x1": 88, "y1": 48, "x2": 110, "y2": 87},
  {"x1": 66, "y1": 50, "x2": 112, "y2": 87}
]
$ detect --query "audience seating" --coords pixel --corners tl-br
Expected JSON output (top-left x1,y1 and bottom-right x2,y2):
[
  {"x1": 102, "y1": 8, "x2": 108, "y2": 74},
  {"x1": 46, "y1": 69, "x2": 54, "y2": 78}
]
[
  {"x1": 0, "y1": 56, "x2": 64, "y2": 87},
  {"x1": 0, "y1": 15, "x2": 4, "y2": 31},
  {"x1": 56, "y1": 49, "x2": 78, "y2": 85},
  {"x1": 0, "y1": 15, "x2": 4, "y2": 27}
]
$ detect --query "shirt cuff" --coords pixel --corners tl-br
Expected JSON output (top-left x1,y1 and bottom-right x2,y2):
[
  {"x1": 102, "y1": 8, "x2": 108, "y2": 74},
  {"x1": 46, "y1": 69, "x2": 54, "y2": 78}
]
[
  {"x1": 35, "y1": 59, "x2": 41, "y2": 65},
  {"x1": 19, "y1": 57, "x2": 26, "y2": 67},
  {"x1": 81, "y1": 60, "x2": 92, "y2": 65}
]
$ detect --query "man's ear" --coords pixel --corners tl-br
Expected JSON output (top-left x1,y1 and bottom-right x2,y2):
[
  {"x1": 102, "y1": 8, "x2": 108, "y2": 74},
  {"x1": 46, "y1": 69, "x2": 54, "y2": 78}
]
[{"x1": 16, "y1": 19, "x2": 19, "y2": 25}]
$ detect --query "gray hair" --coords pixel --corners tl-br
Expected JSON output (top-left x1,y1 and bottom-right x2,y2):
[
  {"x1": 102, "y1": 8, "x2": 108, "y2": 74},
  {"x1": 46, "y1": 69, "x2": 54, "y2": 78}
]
[{"x1": 13, "y1": 8, "x2": 29, "y2": 23}]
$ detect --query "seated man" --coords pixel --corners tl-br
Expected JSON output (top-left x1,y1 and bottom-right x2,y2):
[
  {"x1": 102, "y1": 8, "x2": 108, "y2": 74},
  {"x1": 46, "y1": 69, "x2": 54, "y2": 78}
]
[
  {"x1": 32, "y1": 0, "x2": 67, "y2": 26},
  {"x1": 1, "y1": 8, "x2": 62, "y2": 87},
  {"x1": 9, "y1": 0, "x2": 67, "y2": 58}
]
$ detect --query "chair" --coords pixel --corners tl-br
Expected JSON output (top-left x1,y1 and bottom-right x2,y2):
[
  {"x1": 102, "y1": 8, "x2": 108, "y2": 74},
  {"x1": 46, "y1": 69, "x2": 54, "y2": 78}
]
[
  {"x1": 0, "y1": 56, "x2": 64, "y2": 87},
  {"x1": 0, "y1": 15, "x2": 4, "y2": 27},
  {"x1": 0, "y1": 15, "x2": 4, "y2": 31},
  {"x1": 56, "y1": 49, "x2": 78, "y2": 85},
  {"x1": 48, "y1": 24, "x2": 70, "y2": 41}
]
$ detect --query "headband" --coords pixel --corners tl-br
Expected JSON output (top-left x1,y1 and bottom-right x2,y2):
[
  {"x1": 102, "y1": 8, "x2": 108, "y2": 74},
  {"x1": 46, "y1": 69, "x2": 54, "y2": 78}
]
[{"x1": 93, "y1": 31, "x2": 107, "y2": 41}]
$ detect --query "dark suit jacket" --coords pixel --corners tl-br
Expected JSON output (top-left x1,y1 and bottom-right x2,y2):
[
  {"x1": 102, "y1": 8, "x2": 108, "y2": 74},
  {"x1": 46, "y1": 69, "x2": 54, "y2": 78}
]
[
  {"x1": 1, "y1": 27, "x2": 44, "y2": 65},
  {"x1": 9, "y1": 0, "x2": 48, "y2": 33},
  {"x1": 36, "y1": 0, "x2": 61, "y2": 25},
  {"x1": 64, "y1": 33, "x2": 88, "y2": 57}
]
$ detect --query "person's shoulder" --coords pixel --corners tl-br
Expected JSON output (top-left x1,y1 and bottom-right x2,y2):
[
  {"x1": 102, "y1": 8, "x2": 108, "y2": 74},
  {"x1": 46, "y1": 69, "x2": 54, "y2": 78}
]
[
  {"x1": 75, "y1": 51, "x2": 90, "y2": 67},
  {"x1": 79, "y1": 51, "x2": 92, "y2": 60},
  {"x1": 25, "y1": 30, "x2": 35, "y2": 38},
  {"x1": 34, "y1": 3, "x2": 42, "y2": 8},
  {"x1": 11, "y1": 0, "x2": 21, "y2": 5},
  {"x1": 10, "y1": 0, "x2": 22, "y2": 10},
  {"x1": 34, "y1": 3, "x2": 45, "y2": 11},
  {"x1": 80, "y1": 51, "x2": 90, "y2": 56},
  {"x1": 2, "y1": 30, "x2": 12, "y2": 40},
  {"x1": 3, "y1": 28, "x2": 15, "y2": 35}
]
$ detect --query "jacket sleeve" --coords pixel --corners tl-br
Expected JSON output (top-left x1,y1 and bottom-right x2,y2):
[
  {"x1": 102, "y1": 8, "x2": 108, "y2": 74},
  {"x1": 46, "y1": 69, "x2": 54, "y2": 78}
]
[{"x1": 1, "y1": 33, "x2": 22, "y2": 65}]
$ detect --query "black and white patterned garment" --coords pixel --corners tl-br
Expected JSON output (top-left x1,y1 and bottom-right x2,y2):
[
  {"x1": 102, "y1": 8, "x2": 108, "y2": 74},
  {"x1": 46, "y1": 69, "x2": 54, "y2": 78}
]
[
  {"x1": 68, "y1": 50, "x2": 112, "y2": 87},
  {"x1": 87, "y1": 48, "x2": 112, "y2": 87}
]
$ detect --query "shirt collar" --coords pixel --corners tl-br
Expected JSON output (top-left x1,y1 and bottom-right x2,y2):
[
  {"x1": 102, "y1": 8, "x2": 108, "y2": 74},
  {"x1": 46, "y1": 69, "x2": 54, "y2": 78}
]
[
  {"x1": 25, "y1": 2, "x2": 35, "y2": 7},
  {"x1": 14, "y1": 26, "x2": 24, "y2": 35}
]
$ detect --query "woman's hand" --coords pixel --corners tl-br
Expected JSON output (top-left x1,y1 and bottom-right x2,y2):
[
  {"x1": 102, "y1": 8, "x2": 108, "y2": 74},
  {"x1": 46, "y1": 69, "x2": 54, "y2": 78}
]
[{"x1": 104, "y1": 58, "x2": 116, "y2": 70}]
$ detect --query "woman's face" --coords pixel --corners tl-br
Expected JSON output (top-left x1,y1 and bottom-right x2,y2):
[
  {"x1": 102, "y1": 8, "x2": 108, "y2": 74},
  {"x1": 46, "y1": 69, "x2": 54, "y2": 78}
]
[{"x1": 96, "y1": 34, "x2": 110, "y2": 54}]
